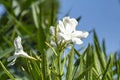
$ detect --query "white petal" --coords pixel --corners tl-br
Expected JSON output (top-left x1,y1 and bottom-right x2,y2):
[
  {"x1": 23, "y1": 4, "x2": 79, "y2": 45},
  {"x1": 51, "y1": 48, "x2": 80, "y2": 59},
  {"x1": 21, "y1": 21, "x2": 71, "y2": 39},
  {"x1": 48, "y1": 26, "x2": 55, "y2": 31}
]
[
  {"x1": 14, "y1": 36, "x2": 23, "y2": 52},
  {"x1": 13, "y1": 36, "x2": 30, "y2": 58},
  {"x1": 59, "y1": 33, "x2": 71, "y2": 40},
  {"x1": 7, "y1": 58, "x2": 17, "y2": 66},
  {"x1": 72, "y1": 31, "x2": 89, "y2": 38},
  {"x1": 62, "y1": 17, "x2": 70, "y2": 23},
  {"x1": 50, "y1": 26, "x2": 55, "y2": 36},
  {"x1": 50, "y1": 40, "x2": 56, "y2": 46},
  {"x1": 63, "y1": 17, "x2": 78, "y2": 33},
  {"x1": 7, "y1": 61, "x2": 15, "y2": 66},
  {"x1": 80, "y1": 31, "x2": 89, "y2": 38},
  {"x1": 18, "y1": 50, "x2": 30, "y2": 58},
  {"x1": 72, "y1": 38, "x2": 83, "y2": 45},
  {"x1": 58, "y1": 20, "x2": 65, "y2": 33},
  {"x1": 7, "y1": 55, "x2": 18, "y2": 62},
  {"x1": 18, "y1": 50, "x2": 36, "y2": 60},
  {"x1": 70, "y1": 18, "x2": 78, "y2": 30},
  {"x1": 72, "y1": 31, "x2": 82, "y2": 37},
  {"x1": 8, "y1": 36, "x2": 37, "y2": 66},
  {"x1": 63, "y1": 17, "x2": 73, "y2": 33}
]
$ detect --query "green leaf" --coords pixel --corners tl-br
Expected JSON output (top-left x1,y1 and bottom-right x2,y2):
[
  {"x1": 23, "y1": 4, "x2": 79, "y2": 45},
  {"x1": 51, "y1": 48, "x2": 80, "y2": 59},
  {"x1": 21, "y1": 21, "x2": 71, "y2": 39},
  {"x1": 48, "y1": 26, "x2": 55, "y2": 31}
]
[
  {"x1": 0, "y1": 61, "x2": 15, "y2": 80},
  {"x1": 94, "y1": 30, "x2": 106, "y2": 70},
  {"x1": 93, "y1": 51, "x2": 102, "y2": 77},
  {"x1": 0, "y1": 48, "x2": 14, "y2": 59},
  {"x1": 102, "y1": 39, "x2": 107, "y2": 59},
  {"x1": 102, "y1": 54, "x2": 114, "y2": 80},
  {"x1": 86, "y1": 44, "x2": 93, "y2": 80},
  {"x1": 92, "y1": 68, "x2": 101, "y2": 80},
  {"x1": 2, "y1": 36, "x2": 13, "y2": 47},
  {"x1": 45, "y1": 42, "x2": 58, "y2": 56},
  {"x1": 66, "y1": 47, "x2": 74, "y2": 80},
  {"x1": 75, "y1": 64, "x2": 93, "y2": 80},
  {"x1": 32, "y1": 2, "x2": 39, "y2": 29}
]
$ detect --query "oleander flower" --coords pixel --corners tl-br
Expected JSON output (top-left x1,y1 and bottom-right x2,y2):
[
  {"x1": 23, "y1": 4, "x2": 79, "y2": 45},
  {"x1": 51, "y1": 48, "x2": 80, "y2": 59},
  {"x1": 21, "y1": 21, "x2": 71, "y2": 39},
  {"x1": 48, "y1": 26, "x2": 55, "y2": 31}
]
[
  {"x1": 50, "y1": 17, "x2": 89, "y2": 45},
  {"x1": 7, "y1": 36, "x2": 36, "y2": 66}
]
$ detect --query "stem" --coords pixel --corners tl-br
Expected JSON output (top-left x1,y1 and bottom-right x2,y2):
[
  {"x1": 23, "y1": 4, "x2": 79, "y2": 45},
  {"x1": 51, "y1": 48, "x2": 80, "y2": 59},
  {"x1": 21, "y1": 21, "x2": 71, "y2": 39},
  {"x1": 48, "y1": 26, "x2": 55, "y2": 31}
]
[
  {"x1": 0, "y1": 61, "x2": 15, "y2": 80},
  {"x1": 66, "y1": 48, "x2": 74, "y2": 80},
  {"x1": 58, "y1": 52, "x2": 62, "y2": 80}
]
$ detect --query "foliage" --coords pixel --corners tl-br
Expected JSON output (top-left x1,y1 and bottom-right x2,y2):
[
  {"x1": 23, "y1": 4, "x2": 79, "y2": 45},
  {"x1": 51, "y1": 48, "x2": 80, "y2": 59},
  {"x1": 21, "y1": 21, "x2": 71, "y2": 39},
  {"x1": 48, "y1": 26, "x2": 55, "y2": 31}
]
[{"x1": 0, "y1": 0, "x2": 120, "y2": 80}]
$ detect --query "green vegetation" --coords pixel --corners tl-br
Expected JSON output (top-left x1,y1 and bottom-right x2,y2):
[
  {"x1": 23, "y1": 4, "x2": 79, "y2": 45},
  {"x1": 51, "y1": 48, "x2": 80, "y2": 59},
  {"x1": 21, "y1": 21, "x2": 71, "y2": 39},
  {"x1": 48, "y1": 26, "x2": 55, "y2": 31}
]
[{"x1": 0, "y1": 0, "x2": 120, "y2": 80}]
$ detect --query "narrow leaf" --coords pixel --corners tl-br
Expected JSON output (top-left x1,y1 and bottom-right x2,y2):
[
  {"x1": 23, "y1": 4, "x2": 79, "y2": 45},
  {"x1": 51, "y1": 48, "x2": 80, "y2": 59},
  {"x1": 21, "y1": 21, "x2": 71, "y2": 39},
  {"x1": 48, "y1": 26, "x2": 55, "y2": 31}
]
[
  {"x1": 66, "y1": 47, "x2": 74, "y2": 80},
  {"x1": 0, "y1": 61, "x2": 14, "y2": 80}
]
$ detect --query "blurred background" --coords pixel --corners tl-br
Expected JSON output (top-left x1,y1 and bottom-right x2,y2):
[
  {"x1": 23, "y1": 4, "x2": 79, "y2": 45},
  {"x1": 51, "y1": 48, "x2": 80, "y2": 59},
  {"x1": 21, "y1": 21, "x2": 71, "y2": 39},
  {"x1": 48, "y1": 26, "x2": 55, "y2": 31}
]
[{"x1": 58, "y1": 0, "x2": 120, "y2": 55}]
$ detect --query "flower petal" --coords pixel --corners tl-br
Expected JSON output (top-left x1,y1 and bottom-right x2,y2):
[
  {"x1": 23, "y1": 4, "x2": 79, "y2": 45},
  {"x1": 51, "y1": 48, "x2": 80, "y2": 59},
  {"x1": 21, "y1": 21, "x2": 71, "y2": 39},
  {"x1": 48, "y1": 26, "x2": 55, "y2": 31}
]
[
  {"x1": 7, "y1": 55, "x2": 18, "y2": 62},
  {"x1": 58, "y1": 20, "x2": 65, "y2": 33},
  {"x1": 50, "y1": 26, "x2": 55, "y2": 36},
  {"x1": 72, "y1": 38, "x2": 83, "y2": 44},
  {"x1": 50, "y1": 40, "x2": 56, "y2": 46},
  {"x1": 7, "y1": 58, "x2": 17, "y2": 66},
  {"x1": 63, "y1": 17, "x2": 78, "y2": 33},
  {"x1": 69, "y1": 18, "x2": 78, "y2": 30},
  {"x1": 72, "y1": 31, "x2": 89, "y2": 38},
  {"x1": 17, "y1": 50, "x2": 30, "y2": 58},
  {"x1": 63, "y1": 17, "x2": 73, "y2": 33},
  {"x1": 59, "y1": 33, "x2": 71, "y2": 40},
  {"x1": 14, "y1": 36, "x2": 23, "y2": 52}
]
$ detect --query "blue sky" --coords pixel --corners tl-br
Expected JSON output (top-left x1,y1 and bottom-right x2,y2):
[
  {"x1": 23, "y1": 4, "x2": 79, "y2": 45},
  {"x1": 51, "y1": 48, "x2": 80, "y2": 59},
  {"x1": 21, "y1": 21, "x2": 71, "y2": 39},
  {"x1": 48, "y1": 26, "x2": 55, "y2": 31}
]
[{"x1": 58, "y1": 0, "x2": 120, "y2": 54}]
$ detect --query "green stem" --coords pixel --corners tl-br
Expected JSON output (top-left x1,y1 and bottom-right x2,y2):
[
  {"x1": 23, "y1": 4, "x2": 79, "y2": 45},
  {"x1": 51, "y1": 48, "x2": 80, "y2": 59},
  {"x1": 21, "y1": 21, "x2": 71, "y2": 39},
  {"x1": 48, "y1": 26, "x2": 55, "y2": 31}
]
[
  {"x1": 58, "y1": 53, "x2": 62, "y2": 80},
  {"x1": 0, "y1": 61, "x2": 15, "y2": 80},
  {"x1": 66, "y1": 48, "x2": 74, "y2": 80}
]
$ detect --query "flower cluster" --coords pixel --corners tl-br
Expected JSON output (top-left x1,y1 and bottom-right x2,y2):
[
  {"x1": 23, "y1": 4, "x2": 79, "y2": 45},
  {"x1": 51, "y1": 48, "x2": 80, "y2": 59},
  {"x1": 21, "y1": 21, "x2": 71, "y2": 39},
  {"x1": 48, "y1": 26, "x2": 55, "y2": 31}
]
[
  {"x1": 50, "y1": 17, "x2": 89, "y2": 45},
  {"x1": 7, "y1": 17, "x2": 89, "y2": 66}
]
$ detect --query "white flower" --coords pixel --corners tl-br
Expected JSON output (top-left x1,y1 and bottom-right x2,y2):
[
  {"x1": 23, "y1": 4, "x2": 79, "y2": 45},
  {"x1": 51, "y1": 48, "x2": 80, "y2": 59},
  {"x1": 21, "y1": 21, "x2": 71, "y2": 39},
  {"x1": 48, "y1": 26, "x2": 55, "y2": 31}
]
[
  {"x1": 50, "y1": 17, "x2": 89, "y2": 45},
  {"x1": 7, "y1": 36, "x2": 36, "y2": 66}
]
